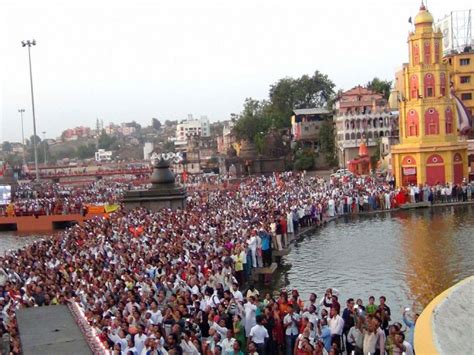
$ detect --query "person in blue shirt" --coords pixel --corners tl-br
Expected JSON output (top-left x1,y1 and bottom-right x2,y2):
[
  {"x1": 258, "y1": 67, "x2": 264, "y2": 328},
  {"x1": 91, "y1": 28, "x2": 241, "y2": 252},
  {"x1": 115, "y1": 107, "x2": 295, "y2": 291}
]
[
  {"x1": 402, "y1": 310, "x2": 418, "y2": 347},
  {"x1": 316, "y1": 318, "x2": 332, "y2": 352},
  {"x1": 259, "y1": 229, "x2": 272, "y2": 267}
]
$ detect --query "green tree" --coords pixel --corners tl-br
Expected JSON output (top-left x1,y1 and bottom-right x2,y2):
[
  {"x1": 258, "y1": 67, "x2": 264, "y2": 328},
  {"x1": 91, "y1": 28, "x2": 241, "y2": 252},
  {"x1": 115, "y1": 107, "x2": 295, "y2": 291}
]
[
  {"x1": 293, "y1": 149, "x2": 315, "y2": 171},
  {"x1": 319, "y1": 120, "x2": 338, "y2": 167},
  {"x1": 77, "y1": 143, "x2": 97, "y2": 159},
  {"x1": 2, "y1": 141, "x2": 13, "y2": 152},
  {"x1": 367, "y1": 77, "x2": 392, "y2": 100},
  {"x1": 152, "y1": 118, "x2": 162, "y2": 130},
  {"x1": 162, "y1": 141, "x2": 175, "y2": 153},
  {"x1": 269, "y1": 71, "x2": 336, "y2": 128},
  {"x1": 232, "y1": 98, "x2": 272, "y2": 143},
  {"x1": 98, "y1": 130, "x2": 117, "y2": 150}
]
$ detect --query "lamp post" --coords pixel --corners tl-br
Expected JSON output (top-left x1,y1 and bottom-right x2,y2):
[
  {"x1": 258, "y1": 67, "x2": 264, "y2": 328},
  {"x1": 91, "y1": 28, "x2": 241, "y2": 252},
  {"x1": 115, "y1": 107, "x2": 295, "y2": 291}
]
[
  {"x1": 42, "y1": 131, "x2": 47, "y2": 165},
  {"x1": 18, "y1": 108, "x2": 26, "y2": 163},
  {"x1": 21, "y1": 39, "x2": 39, "y2": 181}
]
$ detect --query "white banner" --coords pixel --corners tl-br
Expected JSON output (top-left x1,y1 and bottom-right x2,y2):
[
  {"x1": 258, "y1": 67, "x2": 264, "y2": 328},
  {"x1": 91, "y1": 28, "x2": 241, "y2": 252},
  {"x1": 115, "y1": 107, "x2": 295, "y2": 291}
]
[{"x1": 436, "y1": 15, "x2": 453, "y2": 54}]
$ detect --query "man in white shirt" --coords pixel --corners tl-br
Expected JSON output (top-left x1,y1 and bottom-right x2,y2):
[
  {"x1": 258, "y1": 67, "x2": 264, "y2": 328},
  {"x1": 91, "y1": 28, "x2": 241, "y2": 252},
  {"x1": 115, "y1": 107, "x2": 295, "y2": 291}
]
[
  {"x1": 133, "y1": 326, "x2": 147, "y2": 355},
  {"x1": 283, "y1": 306, "x2": 300, "y2": 355},
  {"x1": 249, "y1": 315, "x2": 269, "y2": 354},
  {"x1": 220, "y1": 329, "x2": 236, "y2": 354},
  {"x1": 327, "y1": 307, "x2": 344, "y2": 351},
  {"x1": 231, "y1": 282, "x2": 243, "y2": 303}
]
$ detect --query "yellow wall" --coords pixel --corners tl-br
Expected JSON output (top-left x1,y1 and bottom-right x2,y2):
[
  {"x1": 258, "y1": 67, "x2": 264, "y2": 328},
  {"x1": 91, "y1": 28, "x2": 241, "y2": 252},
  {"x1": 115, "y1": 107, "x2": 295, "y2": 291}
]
[{"x1": 444, "y1": 51, "x2": 474, "y2": 114}]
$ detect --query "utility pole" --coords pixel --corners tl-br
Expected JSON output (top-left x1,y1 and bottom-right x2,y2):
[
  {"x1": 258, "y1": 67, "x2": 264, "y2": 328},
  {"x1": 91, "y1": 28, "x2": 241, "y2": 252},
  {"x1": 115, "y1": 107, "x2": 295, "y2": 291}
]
[{"x1": 21, "y1": 39, "x2": 40, "y2": 181}]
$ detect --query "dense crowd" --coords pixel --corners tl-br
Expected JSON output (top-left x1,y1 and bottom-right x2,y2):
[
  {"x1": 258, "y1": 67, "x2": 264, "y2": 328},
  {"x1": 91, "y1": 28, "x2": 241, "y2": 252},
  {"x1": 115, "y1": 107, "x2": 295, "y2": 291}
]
[
  {"x1": 0, "y1": 181, "x2": 125, "y2": 217},
  {"x1": 0, "y1": 172, "x2": 472, "y2": 354}
]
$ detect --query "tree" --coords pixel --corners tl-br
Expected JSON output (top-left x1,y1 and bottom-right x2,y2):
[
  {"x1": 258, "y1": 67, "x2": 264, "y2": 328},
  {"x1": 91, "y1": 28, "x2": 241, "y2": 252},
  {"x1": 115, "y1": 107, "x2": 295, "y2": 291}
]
[
  {"x1": 319, "y1": 120, "x2": 338, "y2": 167},
  {"x1": 152, "y1": 118, "x2": 162, "y2": 130},
  {"x1": 98, "y1": 130, "x2": 117, "y2": 150},
  {"x1": 2, "y1": 141, "x2": 12, "y2": 152},
  {"x1": 77, "y1": 143, "x2": 97, "y2": 159},
  {"x1": 162, "y1": 141, "x2": 175, "y2": 153},
  {"x1": 367, "y1": 77, "x2": 392, "y2": 100},
  {"x1": 268, "y1": 71, "x2": 336, "y2": 128},
  {"x1": 232, "y1": 98, "x2": 272, "y2": 143},
  {"x1": 294, "y1": 149, "x2": 315, "y2": 171}
]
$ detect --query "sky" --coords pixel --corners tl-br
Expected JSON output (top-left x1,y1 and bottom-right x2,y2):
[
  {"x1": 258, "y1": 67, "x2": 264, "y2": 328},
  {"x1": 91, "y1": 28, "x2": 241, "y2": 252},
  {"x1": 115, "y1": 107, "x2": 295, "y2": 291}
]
[{"x1": 0, "y1": 0, "x2": 472, "y2": 142}]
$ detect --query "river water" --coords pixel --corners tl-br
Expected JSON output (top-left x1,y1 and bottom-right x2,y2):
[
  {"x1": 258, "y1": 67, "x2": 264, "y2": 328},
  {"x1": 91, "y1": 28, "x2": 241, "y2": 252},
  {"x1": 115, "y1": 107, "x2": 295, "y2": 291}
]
[
  {"x1": 1, "y1": 205, "x2": 473, "y2": 321},
  {"x1": 282, "y1": 205, "x2": 474, "y2": 320}
]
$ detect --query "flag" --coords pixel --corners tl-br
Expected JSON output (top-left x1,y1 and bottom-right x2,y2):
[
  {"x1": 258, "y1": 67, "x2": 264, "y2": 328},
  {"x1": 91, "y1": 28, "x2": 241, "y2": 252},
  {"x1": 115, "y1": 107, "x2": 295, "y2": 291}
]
[{"x1": 451, "y1": 88, "x2": 473, "y2": 135}]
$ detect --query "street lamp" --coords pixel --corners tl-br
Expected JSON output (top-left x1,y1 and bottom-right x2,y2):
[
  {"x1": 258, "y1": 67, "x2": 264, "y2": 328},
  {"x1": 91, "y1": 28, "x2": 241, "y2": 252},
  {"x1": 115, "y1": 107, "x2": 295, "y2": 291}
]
[
  {"x1": 21, "y1": 39, "x2": 39, "y2": 181},
  {"x1": 42, "y1": 131, "x2": 47, "y2": 165},
  {"x1": 18, "y1": 108, "x2": 26, "y2": 163}
]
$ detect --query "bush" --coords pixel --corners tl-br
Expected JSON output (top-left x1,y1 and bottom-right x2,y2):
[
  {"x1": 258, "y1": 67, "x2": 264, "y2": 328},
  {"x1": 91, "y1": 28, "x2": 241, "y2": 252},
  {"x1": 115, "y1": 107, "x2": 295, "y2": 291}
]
[{"x1": 294, "y1": 149, "x2": 315, "y2": 171}]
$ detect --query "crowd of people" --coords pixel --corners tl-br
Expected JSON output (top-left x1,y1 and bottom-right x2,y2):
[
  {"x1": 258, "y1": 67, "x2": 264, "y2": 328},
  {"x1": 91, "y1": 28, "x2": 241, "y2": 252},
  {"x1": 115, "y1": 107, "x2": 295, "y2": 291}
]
[
  {"x1": 0, "y1": 181, "x2": 125, "y2": 217},
  {"x1": 0, "y1": 172, "x2": 472, "y2": 354}
]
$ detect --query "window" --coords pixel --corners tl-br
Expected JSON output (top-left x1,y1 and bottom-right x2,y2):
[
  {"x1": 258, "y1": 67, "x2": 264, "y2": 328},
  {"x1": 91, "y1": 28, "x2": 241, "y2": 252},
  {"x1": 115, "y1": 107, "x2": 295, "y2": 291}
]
[
  {"x1": 460, "y1": 76, "x2": 471, "y2": 84},
  {"x1": 426, "y1": 87, "x2": 433, "y2": 97},
  {"x1": 460, "y1": 58, "x2": 470, "y2": 66},
  {"x1": 461, "y1": 93, "x2": 472, "y2": 101}
]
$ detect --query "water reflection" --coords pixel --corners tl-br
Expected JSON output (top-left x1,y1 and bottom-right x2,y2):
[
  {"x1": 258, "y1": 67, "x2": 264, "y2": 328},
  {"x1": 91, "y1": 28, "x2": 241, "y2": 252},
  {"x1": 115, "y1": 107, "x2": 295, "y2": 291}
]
[{"x1": 284, "y1": 206, "x2": 474, "y2": 319}]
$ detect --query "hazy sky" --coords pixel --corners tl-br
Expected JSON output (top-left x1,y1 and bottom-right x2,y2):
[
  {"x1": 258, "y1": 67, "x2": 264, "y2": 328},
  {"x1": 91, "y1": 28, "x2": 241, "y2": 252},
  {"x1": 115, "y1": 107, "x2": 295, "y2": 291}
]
[{"x1": 0, "y1": 0, "x2": 472, "y2": 142}]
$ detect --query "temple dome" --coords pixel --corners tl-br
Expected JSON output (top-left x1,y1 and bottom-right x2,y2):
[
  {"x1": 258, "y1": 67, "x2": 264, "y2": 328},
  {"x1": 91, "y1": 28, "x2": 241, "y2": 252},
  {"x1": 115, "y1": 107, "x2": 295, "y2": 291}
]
[{"x1": 414, "y1": 5, "x2": 433, "y2": 26}]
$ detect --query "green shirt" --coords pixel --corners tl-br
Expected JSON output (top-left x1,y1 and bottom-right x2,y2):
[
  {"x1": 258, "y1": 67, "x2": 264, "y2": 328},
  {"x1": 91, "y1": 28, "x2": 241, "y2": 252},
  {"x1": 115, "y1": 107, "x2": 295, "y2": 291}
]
[{"x1": 366, "y1": 304, "x2": 377, "y2": 315}]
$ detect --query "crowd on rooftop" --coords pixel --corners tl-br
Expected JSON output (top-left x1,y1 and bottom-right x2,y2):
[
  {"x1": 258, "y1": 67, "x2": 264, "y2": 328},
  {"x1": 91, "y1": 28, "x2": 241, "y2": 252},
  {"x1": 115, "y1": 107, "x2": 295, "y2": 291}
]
[{"x1": 0, "y1": 172, "x2": 472, "y2": 354}]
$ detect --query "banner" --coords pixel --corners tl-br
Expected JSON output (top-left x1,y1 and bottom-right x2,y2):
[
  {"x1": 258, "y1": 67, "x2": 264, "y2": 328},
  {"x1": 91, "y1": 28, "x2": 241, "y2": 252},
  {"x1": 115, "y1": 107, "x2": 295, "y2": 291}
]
[
  {"x1": 86, "y1": 205, "x2": 105, "y2": 214},
  {"x1": 104, "y1": 204, "x2": 120, "y2": 213},
  {"x1": 435, "y1": 15, "x2": 453, "y2": 55},
  {"x1": 403, "y1": 167, "x2": 416, "y2": 176}
]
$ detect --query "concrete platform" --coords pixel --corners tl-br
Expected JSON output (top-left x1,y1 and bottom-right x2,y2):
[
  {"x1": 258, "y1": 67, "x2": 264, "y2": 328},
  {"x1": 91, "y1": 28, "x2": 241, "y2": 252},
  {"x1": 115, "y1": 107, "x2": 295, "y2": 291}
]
[
  {"x1": 273, "y1": 247, "x2": 291, "y2": 257},
  {"x1": 415, "y1": 276, "x2": 474, "y2": 355},
  {"x1": 400, "y1": 201, "x2": 431, "y2": 209},
  {"x1": 16, "y1": 305, "x2": 93, "y2": 355},
  {"x1": 252, "y1": 262, "x2": 278, "y2": 274}
]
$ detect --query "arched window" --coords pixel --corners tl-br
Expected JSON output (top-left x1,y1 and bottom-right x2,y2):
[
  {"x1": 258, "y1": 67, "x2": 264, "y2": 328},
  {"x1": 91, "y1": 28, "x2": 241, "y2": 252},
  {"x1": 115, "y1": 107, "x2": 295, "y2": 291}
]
[
  {"x1": 373, "y1": 119, "x2": 378, "y2": 128},
  {"x1": 345, "y1": 133, "x2": 350, "y2": 140},
  {"x1": 445, "y1": 108, "x2": 453, "y2": 134},
  {"x1": 356, "y1": 120, "x2": 361, "y2": 129},
  {"x1": 350, "y1": 120, "x2": 355, "y2": 129},
  {"x1": 367, "y1": 131, "x2": 373, "y2": 139},
  {"x1": 379, "y1": 131, "x2": 384, "y2": 137},
  {"x1": 440, "y1": 72, "x2": 447, "y2": 97},
  {"x1": 413, "y1": 42, "x2": 420, "y2": 65},
  {"x1": 410, "y1": 75, "x2": 419, "y2": 100},
  {"x1": 356, "y1": 132, "x2": 361, "y2": 139},
  {"x1": 374, "y1": 131, "x2": 379, "y2": 138},
  {"x1": 367, "y1": 119, "x2": 372, "y2": 128},
  {"x1": 424, "y1": 108, "x2": 439, "y2": 135},
  {"x1": 424, "y1": 73, "x2": 435, "y2": 97},
  {"x1": 385, "y1": 130, "x2": 390, "y2": 137},
  {"x1": 424, "y1": 41, "x2": 431, "y2": 64},
  {"x1": 345, "y1": 120, "x2": 350, "y2": 130},
  {"x1": 406, "y1": 109, "x2": 419, "y2": 137},
  {"x1": 350, "y1": 133, "x2": 355, "y2": 140},
  {"x1": 379, "y1": 117, "x2": 384, "y2": 127}
]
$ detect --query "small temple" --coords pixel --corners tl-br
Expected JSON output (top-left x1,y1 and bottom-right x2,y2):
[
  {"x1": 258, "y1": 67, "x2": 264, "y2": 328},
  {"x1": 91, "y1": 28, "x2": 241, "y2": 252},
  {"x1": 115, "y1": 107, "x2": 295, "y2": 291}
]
[{"x1": 347, "y1": 142, "x2": 371, "y2": 175}]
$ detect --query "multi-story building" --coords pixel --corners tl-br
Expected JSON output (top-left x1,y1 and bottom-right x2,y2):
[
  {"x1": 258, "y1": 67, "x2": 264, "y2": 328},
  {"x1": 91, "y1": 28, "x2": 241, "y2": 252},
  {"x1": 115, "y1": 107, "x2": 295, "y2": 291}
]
[
  {"x1": 217, "y1": 120, "x2": 239, "y2": 155},
  {"x1": 175, "y1": 115, "x2": 210, "y2": 152},
  {"x1": 291, "y1": 108, "x2": 331, "y2": 150},
  {"x1": 444, "y1": 49, "x2": 474, "y2": 174},
  {"x1": 334, "y1": 86, "x2": 399, "y2": 167},
  {"x1": 391, "y1": 5, "x2": 468, "y2": 186},
  {"x1": 61, "y1": 126, "x2": 92, "y2": 141}
]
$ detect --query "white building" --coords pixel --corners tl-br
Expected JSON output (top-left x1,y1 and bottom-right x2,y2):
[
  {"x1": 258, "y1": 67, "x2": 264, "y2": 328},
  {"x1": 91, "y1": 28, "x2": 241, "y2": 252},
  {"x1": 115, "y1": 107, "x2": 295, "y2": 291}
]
[
  {"x1": 95, "y1": 149, "x2": 113, "y2": 162},
  {"x1": 334, "y1": 110, "x2": 399, "y2": 167},
  {"x1": 143, "y1": 142, "x2": 154, "y2": 160},
  {"x1": 175, "y1": 115, "x2": 210, "y2": 151}
]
